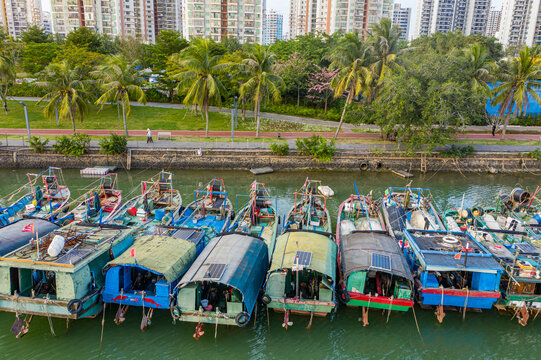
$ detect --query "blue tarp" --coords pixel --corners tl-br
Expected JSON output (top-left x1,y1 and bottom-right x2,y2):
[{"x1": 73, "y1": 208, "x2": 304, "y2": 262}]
[
  {"x1": 0, "y1": 219, "x2": 59, "y2": 256},
  {"x1": 179, "y1": 233, "x2": 268, "y2": 315},
  {"x1": 486, "y1": 82, "x2": 541, "y2": 116}
]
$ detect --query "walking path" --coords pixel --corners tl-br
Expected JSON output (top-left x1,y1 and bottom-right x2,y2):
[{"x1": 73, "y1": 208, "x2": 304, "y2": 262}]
[{"x1": 10, "y1": 96, "x2": 541, "y2": 134}]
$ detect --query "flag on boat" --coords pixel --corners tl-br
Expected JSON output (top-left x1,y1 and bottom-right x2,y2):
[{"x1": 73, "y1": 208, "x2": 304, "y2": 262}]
[
  {"x1": 130, "y1": 248, "x2": 136, "y2": 258},
  {"x1": 454, "y1": 251, "x2": 462, "y2": 260},
  {"x1": 21, "y1": 223, "x2": 34, "y2": 233}
]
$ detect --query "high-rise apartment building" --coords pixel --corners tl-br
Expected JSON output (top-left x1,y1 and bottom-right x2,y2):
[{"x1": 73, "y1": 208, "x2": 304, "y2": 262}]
[
  {"x1": 263, "y1": 9, "x2": 283, "y2": 45},
  {"x1": 391, "y1": 3, "x2": 411, "y2": 40},
  {"x1": 414, "y1": 0, "x2": 491, "y2": 38},
  {"x1": 42, "y1": 10, "x2": 52, "y2": 33},
  {"x1": 289, "y1": 0, "x2": 393, "y2": 39},
  {"x1": 484, "y1": 6, "x2": 500, "y2": 37},
  {"x1": 498, "y1": 0, "x2": 541, "y2": 47},
  {"x1": 182, "y1": 0, "x2": 263, "y2": 43},
  {"x1": 0, "y1": 0, "x2": 43, "y2": 38}
]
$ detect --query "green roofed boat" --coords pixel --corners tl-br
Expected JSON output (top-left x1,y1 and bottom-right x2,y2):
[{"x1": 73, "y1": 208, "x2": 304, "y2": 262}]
[
  {"x1": 283, "y1": 178, "x2": 331, "y2": 233},
  {"x1": 0, "y1": 221, "x2": 134, "y2": 337},
  {"x1": 263, "y1": 231, "x2": 337, "y2": 325}
]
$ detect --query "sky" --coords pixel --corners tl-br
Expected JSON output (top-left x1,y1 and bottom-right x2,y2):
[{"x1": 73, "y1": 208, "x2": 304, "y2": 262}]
[{"x1": 41, "y1": 0, "x2": 505, "y2": 37}]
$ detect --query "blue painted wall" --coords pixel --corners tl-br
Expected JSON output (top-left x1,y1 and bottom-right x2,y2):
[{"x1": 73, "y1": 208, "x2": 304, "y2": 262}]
[{"x1": 487, "y1": 83, "x2": 541, "y2": 116}]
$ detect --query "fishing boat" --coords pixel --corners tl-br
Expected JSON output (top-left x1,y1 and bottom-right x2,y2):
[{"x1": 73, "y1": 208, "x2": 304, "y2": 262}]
[
  {"x1": 0, "y1": 219, "x2": 59, "y2": 256},
  {"x1": 0, "y1": 167, "x2": 70, "y2": 227},
  {"x1": 402, "y1": 229, "x2": 503, "y2": 322},
  {"x1": 336, "y1": 193, "x2": 414, "y2": 324},
  {"x1": 497, "y1": 187, "x2": 541, "y2": 245},
  {"x1": 175, "y1": 178, "x2": 233, "y2": 238},
  {"x1": 66, "y1": 173, "x2": 122, "y2": 224},
  {"x1": 382, "y1": 186, "x2": 445, "y2": 243},
  {"x1": 444, "y1": 206, "x2": 541, "y2": 325},
  {"x1": 282, "y1": 178, "x2": 331, "y2": 233},
  {"x1": 263, "y1": 230, "x2": 338, "y2": 324},
  {"x1": 102, "y1": 225, "x2": 208, "y2": 330},
  {"x1": 174, "y1": 233, "x2": 268, "y2": 334},
  {"x1": 0, "y1": 221, "x2": 134, "y2": 337},
  {"x1": 228, "y1": 181, "x2": 278, "y2": 258},
  {"x1": 110, "y1": 171, "x2": 182, "y2": 229}
]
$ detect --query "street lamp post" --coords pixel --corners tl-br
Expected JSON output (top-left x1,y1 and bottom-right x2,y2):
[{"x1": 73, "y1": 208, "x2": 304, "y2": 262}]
[
  {"x1": 234, "y1": 96, "x2": 238, "y2": 129},
  {"x1": 55, "y1": 107, "x2": 59, "y2": 127},
  {"x1": 231, "y1": 101, "x2": 235, "y2": 142},
  {"x1": 19, "y1": 102, "x2": 30, "y2": 141}
]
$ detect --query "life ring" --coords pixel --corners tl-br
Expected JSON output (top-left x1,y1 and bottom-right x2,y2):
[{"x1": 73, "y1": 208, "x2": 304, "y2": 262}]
[
  {"x1": 67, "y1": 299, "x2": 83, "y2": 314},
  {"x1": 261, "y1": 294, "x2": 271, "y2": 305},
  {"x1": 235, "y1": 311, "x2": 250, "y2": 327},
  {"x1": 338, "y1": 288, "x2": 350, "y2": 304},
  {"x1": 442, "y1": 236, "x2": 459, "y2": 244}
]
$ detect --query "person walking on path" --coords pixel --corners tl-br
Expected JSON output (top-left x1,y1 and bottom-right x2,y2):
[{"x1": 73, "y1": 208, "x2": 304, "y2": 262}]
[
  {"x1": 147, "y1": 128, "x2": 153, "y2": 143},
  {"x1": 492, "y1": 124, "x2": 496, "y2": 137}
]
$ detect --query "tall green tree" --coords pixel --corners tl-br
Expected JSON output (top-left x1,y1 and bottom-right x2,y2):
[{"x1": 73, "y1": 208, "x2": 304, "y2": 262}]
[
  {"x1": 143, "y1": 30, "x2": 188, "y2": 71},
  {"x1": 20, "y1": 25, "x2": 52, "y2": 43},
  {"x1": 0, "y1": 51, "x2": 16, "y2": 113},
  {"x1": 492, "y1": 47, "x2": 541, "y2": 139},
  {"x1": 36, "y1": 61, "x2": 89, "y2": 133},
  {"x1": 94, "y1": 56, "x2": 147, "y2": 137},
  {"x1": 238, "y1": 44, "x2": 283, "y2": 137},
  {"x1": 169, "y1": 38, "x2": 228, "y2": 136},
  {"x1": 329, "y1": 33, "x2": 372, "y2": 139},
  {"x1": 464, "y1": 43, "x2": 493, "y2": 93}
]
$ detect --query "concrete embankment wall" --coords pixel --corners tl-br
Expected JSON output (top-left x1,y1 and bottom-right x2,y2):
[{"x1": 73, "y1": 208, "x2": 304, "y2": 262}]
[{"x1": 1, "y1": 148, "x2": 540, "y2": 173}]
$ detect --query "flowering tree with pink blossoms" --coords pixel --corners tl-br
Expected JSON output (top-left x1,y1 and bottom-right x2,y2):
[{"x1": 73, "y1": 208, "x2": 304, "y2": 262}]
[
  {"x1": 306, "y1": 65, "x2": 339, "y2": 114},
  {"x1": 274, "y1": 52, "x2": 310, "y2": 107}
]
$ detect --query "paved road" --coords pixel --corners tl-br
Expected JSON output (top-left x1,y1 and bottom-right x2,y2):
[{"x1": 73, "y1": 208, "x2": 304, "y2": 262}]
[{"x1": 10, "y1": 96, "x2": 541, "y2": 134}]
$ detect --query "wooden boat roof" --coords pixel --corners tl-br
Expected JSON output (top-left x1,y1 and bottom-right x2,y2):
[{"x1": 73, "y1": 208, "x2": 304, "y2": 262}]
[
  {"x1": 269, "y1": 231, "x2": 337, "y2": 280},
  {"x1": 107, "y1": 234, "x2": 197, "y2": 283},
  {"x1": 0, "y1": 222, "x2": 132, "y2": 271},
  {"x1": 341, "y1": 232, "x2": 413, "y2": 281},
  {"x1": 404, "y1": 229, "x2": 503, "y2": 274},
  {"x1": 179, "y1": 233, "x2": 268, "y2": 314},
  {"x1": 0, "y1": 219, "x2": 59, "y2": 256}
]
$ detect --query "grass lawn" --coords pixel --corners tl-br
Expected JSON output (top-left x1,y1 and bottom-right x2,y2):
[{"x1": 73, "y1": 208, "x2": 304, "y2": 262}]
[{"x1": 0, "y1": 101, "x2": 332, "y2": 132}]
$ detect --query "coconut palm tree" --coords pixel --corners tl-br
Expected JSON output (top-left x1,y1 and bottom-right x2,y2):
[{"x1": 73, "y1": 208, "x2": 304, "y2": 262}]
[
  {"x1": 367, "y1": 18, "x2": 403, "y2": 100},
  {"x1": 329, "y1": 33, "x2": 372, "y2": 139},
  {"x1": 94, "y1": 55, "x2": 147, "y2": 137},
  {"x1": 0, "y1": 52, "x2": 16, "y2": 114},
  {"x1": 464, "y1": 43, "x2": 493, "y2": 94},
  {"x1": 238, "y1": 44, "x2": 283, "y2": 137},
  {"x1": 169, "y1": 38, "x2": 227, "y2": 137},
  {"x1": 492, "y1": 47, "x2": 541, "y2": 140},
  {"x1": 36, "y1": 61, "x2": 88, "y2": 134}
]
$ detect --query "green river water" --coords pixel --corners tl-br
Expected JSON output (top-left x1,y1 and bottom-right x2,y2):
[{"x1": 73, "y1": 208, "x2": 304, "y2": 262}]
[{"x1": 0, "y1": 168, "x2": 539, "y2": 359}]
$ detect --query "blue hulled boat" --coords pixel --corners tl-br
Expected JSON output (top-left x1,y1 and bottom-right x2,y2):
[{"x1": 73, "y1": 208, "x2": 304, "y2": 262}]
[{"x1": 403, "y1": 229, "x2": 503, "y2": 321}]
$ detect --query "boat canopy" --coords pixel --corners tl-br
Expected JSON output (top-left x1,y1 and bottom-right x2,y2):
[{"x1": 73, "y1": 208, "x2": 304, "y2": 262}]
[
  {"x1": 404, "y1": 230, "x2": 503, "y2": 274},
  {"x1": 179, "y1": 233, "x2": 268, "y2": 315},
  {"x1": 341, "y1": 232, "x2": 413, "y2": 282},
  {"x1": 106, "y1": 235, "x2": 196, "y2": 283},
  {"x1": 269, "y1": 231, "x2": 337, "y2": 280},
  {"x1": 0, "y1": 219, "x2": 59, "y2": 256}
]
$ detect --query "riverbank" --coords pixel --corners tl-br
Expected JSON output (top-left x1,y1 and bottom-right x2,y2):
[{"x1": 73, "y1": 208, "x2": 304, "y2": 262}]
[{"x1": 2, "y1": 146, "x2": 539, "y2": 174}]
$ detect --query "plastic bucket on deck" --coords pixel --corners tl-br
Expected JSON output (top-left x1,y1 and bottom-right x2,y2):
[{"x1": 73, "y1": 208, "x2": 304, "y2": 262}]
[
  {"x1": 155, "y1": 208, "x2": 165, "y2": 221},
  {"x1": 534, "y1": 214, "x2": 541, "y2": 224}
]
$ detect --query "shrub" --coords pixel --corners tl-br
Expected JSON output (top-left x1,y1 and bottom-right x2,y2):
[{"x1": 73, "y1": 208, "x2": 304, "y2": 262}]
[
  {"x1": 295, "y1": 135, "x2": 337, "y2": 162},
  {"x1": 28, "y1": 136, "x2": 49, "y2": 153},
  {"x1": 53, "y1": 133, "x2": 90, "y2": 156},
  {"x1": 439, "y1": 145, "x2": 476, "y2": 158},
  {"x1": 525, "y1": 148, "x2": 541, "y2": 160},
  {"x1": 100, "y1": 133, "x2": 128, "y2": 154},
  {"x1": 270, "y1": 142, "x2": 289, "y2": 156}
]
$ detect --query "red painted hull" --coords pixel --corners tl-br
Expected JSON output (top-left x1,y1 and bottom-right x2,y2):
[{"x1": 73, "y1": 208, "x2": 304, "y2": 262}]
[
  {"x1": 349, "y1": 292, "x2": 414, "y2": 307},
  {"x1": 422, "y1": 288, "x2": 500, "y2": 299}
]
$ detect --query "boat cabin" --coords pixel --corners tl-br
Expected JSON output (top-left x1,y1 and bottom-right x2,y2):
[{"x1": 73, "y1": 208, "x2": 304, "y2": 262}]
[
  {"x1": 175, "y1": 233, "x2": 268, "y2": 327},
  {"x1": 403, "y1": 229, "x2": 503, "y2": 309},
  {"x1": 0, "y1": 222, "x2": 134, "y2": 321},
  {"x1": 103, "y1": 226, "x2": 206, "y2": 310},
  {"x1": 264, "y1": 231, "x2": 337, "y2": 316}
]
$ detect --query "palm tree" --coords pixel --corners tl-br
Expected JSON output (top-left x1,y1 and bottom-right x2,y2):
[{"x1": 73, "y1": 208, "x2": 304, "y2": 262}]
[
  {"x1": 169, "y1": 38, "x2": 227, "y2": 137},
  {"x1": 367, "y1": 18, "x2": 402, "y2": 100},
  {"x1": 492, "y1": 47, "x2": 541, "y2": 140},
  {"x1": 238, "y1": 44, "x2": 283, "y2": 137},
  {"x1": 94, "y1": 55, "x2": 147, "y2": 137},
  {"x1": 464, "y1": 43, "x2": 493, "y2": 94},
  {"x1": 329, "y1": 33, "x2": 372, "y2": 139},
  {"x1": 36, "y1": 61, "x2": 88, "y2": 134},
  {"x1": 0, "y1": 52, "x2": 16, "y2": 114}
]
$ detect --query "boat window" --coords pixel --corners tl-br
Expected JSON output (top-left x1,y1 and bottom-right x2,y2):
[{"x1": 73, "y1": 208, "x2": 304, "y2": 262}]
[
  {"x1": 361, "y1": 271, "x2": 403, "y2": 298},
  {"x1": 13, "y1": 269, "x2": 58, "y2": 297},
  {"x1": 198, "y1": 282, "x2": 240, "y2": 313},
  {"x1": 426, "y1": 271, "x2": 473, "y2": 290},
  {"x1": 286, "y1": 269, "x2": 323, "y2": 301},
  {"x1": 130, "y1": 269, "x2": 160, "y2": 294}
]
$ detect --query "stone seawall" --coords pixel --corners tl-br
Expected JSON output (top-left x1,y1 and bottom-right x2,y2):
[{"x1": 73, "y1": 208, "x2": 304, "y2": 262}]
[{"x1": 1, "y1": 148, "x2": 540, "y2": 173}]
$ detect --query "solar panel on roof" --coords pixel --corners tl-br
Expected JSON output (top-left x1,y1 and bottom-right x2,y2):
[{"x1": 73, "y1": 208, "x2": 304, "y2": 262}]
[
  {"x1": 203, "y1": 263, "x2": 227, "y2": 280},
  {"x1": 55, "y1": 249, "x2": 92, "y2": 265},
  {"x1": 173, "y1": 228, "x2": 203, "y2": 243},
  {"x1": 515, "y1": 243, "x2": 540, "y2": 255},
  {"x1": 294, "y1": 251, "x2": 312, "y2": 267},
  {"x1": 371, "y1": 253, "x2": 392, "y2": 271}
]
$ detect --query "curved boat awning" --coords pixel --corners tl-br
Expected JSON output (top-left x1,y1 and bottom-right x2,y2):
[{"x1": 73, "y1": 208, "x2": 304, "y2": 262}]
[
  {"x1": 179, "y1": 233, "x2": 268, "y2": 314},
  {"x1": 0, "y1": 219, "x2": 59, "y2": 256},
  {"x1": 341, "y1": 232, "x2": 413, "y2": 282},
  {"x1": 269, "y1": 231, "x2": 337, "y2": 280},
  {"x1": 106, "y1": 235, "x2": 196, "y2": 283}
]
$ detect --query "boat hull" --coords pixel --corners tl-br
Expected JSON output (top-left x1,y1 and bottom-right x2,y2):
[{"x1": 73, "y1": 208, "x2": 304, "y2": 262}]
[
  {"x1": 347, "y1": 292, "x2": 413, "y2": 312},
  {"x1": 420, "y1": 288, "x2": 500, "y2": 309},
  {"x1": 267, "y1": 298, "x2": 335, "y2": 316}
]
